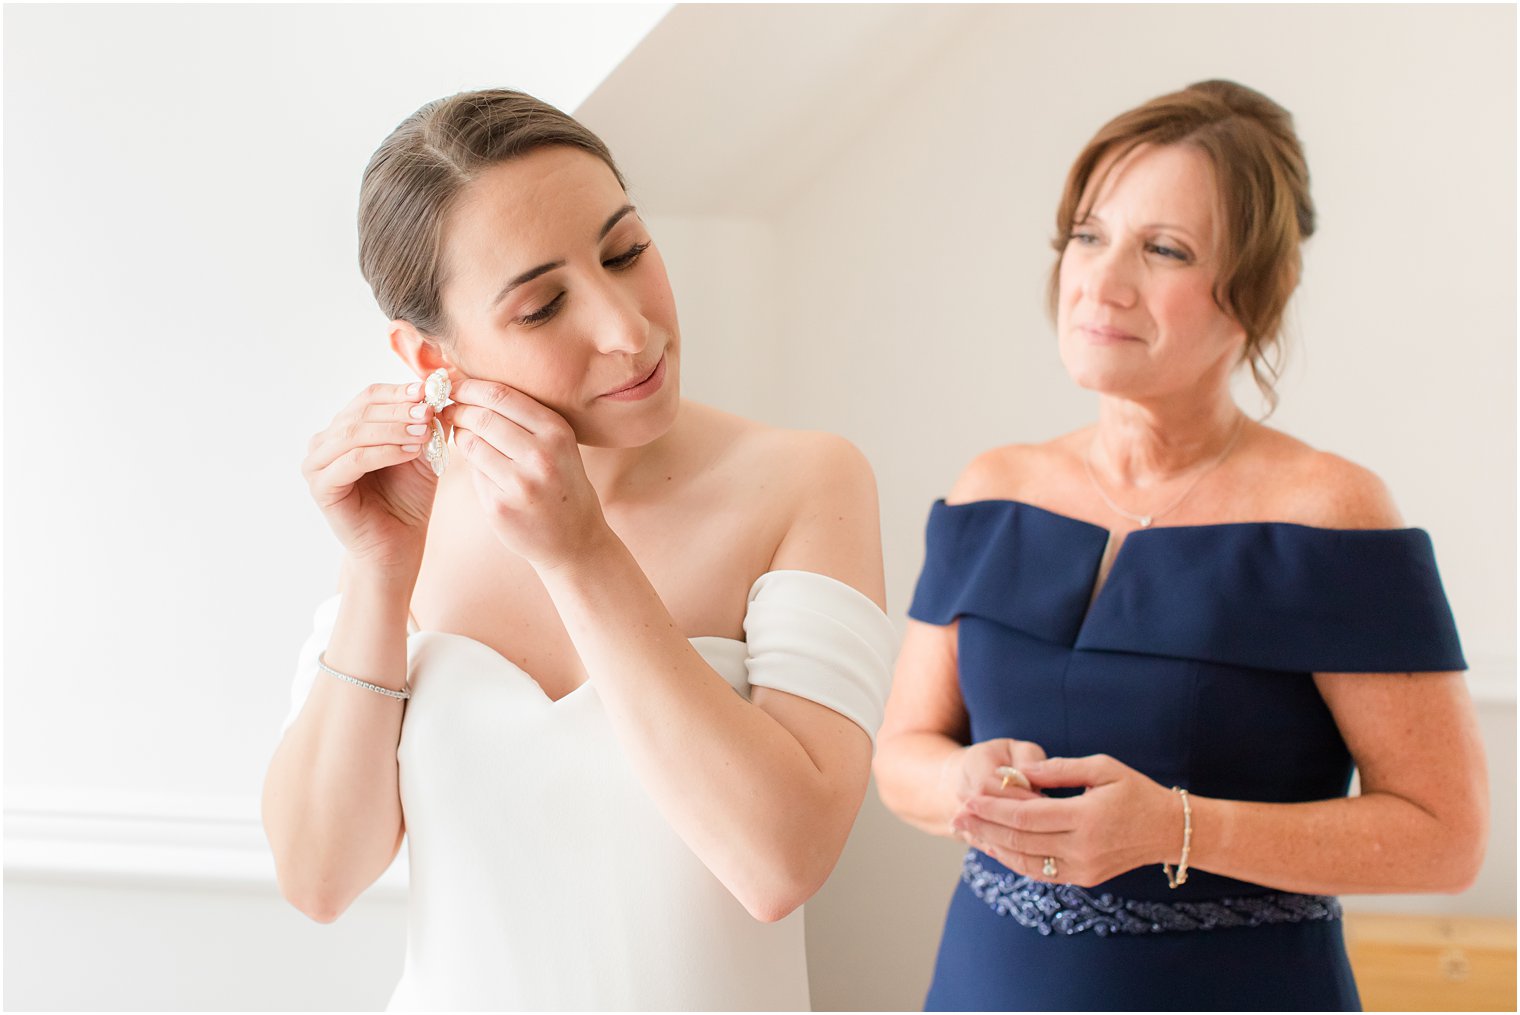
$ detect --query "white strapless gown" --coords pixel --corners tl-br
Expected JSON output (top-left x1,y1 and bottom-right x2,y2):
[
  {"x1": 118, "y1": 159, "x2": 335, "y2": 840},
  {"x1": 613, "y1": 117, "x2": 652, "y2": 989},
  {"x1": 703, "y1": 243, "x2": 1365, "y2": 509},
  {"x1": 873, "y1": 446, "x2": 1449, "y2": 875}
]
[{"x1": 281, "y1": 570, "x2": 896, "y2": 1011}]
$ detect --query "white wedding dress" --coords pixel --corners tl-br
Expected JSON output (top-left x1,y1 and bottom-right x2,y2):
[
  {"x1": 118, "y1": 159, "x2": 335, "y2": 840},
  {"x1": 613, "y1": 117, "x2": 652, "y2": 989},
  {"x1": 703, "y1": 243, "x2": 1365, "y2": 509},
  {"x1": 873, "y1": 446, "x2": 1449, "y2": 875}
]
[{"x1": 280, "y1": 570, "x2": 896, "y2": 1011}]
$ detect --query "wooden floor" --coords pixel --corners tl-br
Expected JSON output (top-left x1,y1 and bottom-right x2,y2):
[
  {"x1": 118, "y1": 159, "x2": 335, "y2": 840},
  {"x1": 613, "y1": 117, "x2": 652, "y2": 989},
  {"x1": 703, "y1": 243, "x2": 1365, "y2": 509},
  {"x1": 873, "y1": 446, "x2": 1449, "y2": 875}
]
[{"x1": 1344, "y1": 913, "x2": 1516, "y2": 1012}]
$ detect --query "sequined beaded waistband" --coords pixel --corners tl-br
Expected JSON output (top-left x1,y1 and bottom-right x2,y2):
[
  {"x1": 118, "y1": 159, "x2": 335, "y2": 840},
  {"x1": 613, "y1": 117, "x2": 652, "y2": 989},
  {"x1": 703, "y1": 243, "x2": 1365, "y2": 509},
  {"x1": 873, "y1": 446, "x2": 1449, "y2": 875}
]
[{"x1": 962, "y1": 852, "x2": 1342, "y2": 937}]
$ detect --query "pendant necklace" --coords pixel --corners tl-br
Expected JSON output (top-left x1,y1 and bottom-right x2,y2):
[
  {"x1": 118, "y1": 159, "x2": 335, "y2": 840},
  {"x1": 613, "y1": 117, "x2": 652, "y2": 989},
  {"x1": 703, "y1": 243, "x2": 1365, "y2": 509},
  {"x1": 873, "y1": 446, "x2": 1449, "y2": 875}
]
[{"x1": 1084, "y1": 415, "x2": 1247, "y2": 528}]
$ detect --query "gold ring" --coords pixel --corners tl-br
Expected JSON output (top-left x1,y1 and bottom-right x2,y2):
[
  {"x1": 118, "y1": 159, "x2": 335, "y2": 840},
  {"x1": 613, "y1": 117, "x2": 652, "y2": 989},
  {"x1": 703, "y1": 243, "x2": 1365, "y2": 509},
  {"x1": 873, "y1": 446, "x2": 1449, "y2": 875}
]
[
  {"x1": 995, "y1": 766, "x2": 1030, "y2": 791},
  {"x1": 1042, "y1": 856, "x2": 1058, "y2": 878}
]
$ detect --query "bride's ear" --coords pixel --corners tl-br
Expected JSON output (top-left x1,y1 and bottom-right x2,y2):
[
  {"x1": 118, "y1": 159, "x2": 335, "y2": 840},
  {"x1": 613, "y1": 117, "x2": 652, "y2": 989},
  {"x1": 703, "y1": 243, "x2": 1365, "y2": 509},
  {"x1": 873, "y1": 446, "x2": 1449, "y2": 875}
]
[{"x1": 389, "y1": 320, "x2": 456, "y2": 381}]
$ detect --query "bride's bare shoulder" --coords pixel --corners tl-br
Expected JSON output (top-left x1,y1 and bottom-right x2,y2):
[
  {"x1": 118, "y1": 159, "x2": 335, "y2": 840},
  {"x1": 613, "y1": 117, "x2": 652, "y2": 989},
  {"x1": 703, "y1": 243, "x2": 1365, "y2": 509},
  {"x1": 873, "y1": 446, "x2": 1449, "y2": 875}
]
[{"x1": 684, "y1": 402, "x2": 875, "y2": 496}]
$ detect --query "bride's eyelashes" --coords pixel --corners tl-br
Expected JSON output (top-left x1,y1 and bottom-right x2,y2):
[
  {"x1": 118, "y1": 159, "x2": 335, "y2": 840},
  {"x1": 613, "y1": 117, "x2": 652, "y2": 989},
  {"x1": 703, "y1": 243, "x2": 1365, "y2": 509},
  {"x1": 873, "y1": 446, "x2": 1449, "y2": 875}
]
[
  {"x1": 513, "y1": 242, "x2": 651, "y2": 327},
  {"x1": 602, "y1": 241, "x2": 649, "y2": 270},
  {"x1": 516, "y1": 292, "x2": 564, "y2": 326}
]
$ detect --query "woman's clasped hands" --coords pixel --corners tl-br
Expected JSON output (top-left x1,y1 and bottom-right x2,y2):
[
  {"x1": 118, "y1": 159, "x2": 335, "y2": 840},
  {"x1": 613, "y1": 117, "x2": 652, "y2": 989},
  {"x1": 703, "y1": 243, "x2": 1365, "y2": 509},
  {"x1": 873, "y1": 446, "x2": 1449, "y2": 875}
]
[{"x1": 949, "y1": 743, "x2": 1184, "y2": 887}]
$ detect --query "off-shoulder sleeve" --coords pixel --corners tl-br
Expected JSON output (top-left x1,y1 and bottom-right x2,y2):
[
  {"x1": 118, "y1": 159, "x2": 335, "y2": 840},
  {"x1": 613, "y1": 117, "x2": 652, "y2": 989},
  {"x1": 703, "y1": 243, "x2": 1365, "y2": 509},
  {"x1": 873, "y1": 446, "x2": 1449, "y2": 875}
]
[
  {"x1": 742, "y1": 570, "x2": 898, "y2": 743},
  {"x1": 279, "y1": 595, "x2": 420, "y2": 737},
  {"x1": 1078, "y1": 524, "x2": 1468, "y2": 674},
  {"x1": 907, "y1": 499, "x2": 1110, "y2": 645}
]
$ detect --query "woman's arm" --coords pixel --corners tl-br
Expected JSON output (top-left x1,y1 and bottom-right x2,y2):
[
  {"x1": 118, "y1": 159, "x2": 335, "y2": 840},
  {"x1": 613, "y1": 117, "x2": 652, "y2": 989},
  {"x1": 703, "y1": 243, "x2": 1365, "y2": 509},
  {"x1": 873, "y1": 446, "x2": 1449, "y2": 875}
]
[
  {"x1": 442, "y1": 376, "x2": 894, "y2": 921},
  {"x1": 874, "y1": 447, "x2": 1050, "y2": 837},
  {"x1": 260, "y1": 559, "x2": 411, "y2": 922},
  {"x1": 263, "y1": 379, "x2": 442, "y2": 922},
  {"x1": 873, "y1": 620, "x2": 972, "y2": 836},
  {"x1": 874, "y1": 621, "x2": 1049, "y2": 838},
  {"x1": 954, "y1": 669, "x2": 1489, "y2": 895},
  {"x1": 1193, "y1": 669, "x2": 1488, "y2": 893},
  {"x1": 535, "y1": 432, "x2": 885, "y2": 922}
]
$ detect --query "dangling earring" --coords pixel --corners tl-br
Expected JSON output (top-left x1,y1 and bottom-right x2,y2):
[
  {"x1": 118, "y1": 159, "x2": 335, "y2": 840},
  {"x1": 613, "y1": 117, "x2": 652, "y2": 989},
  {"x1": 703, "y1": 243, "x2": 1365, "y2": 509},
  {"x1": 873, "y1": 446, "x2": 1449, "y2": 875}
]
[
  {"x1": 422, "y1": 368, "x2": 451, "y2": 477},
  {"x1": 423, "y1": 419, "x2": 449, "y2": 477}
]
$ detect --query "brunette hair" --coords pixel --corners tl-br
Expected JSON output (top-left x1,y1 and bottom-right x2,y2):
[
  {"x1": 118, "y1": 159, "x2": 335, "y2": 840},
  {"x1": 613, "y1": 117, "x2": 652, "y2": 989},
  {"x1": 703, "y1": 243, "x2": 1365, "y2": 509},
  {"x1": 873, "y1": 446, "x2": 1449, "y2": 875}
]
[
  {"x1": 1050, "y1": 80, "x2": 1315, "y2": 413},
  {"x1": 358, "y1": 89, "x2": 626, "y2": 339}
]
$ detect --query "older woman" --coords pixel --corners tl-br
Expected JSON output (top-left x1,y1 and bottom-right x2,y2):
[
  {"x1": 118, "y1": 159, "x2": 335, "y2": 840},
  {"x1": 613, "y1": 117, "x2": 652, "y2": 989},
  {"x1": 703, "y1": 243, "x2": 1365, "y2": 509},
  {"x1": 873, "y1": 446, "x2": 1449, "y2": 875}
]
[
  {"x1": 261, "y1": 90, "x2": 894, "y2": 1010},
  {"x1": 873, "y1": 80, "x2": 1487, "y2": 1011}
]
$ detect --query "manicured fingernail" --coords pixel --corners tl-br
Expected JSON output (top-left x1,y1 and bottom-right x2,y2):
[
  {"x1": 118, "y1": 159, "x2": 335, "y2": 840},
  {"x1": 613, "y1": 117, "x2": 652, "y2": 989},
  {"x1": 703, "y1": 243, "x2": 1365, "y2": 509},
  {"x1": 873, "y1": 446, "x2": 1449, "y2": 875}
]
[
  {"x1": 406, "y1": 382, "x2": 420, "y2": 396},
  {"x1": 402, "y1": 444, "x2": 421, "y2": 453},
  {"x1": 410, "y1": 402, "x2": 429, "y2": 419},
  {"x1": 407, "y1": 423, "x2": 427, "y2": 436}
]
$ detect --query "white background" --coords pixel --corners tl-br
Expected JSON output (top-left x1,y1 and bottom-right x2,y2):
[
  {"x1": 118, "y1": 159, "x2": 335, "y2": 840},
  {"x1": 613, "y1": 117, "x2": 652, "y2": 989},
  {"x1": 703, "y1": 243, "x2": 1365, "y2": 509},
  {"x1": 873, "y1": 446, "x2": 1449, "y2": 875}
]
[{"x1": 6, "y1": 4, "x2": 1515, "y2": 1011}]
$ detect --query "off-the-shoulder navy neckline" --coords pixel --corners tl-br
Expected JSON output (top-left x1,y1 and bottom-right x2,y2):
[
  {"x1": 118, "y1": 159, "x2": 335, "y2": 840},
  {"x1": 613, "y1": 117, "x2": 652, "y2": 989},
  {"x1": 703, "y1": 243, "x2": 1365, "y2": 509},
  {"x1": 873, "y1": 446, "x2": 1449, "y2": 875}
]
[
  {"x1": 913, "y1": 496, "x2": 1464, "y2": 672},
  {"x1": 931, "y1": 497, "x2": 1428, "y2": 538}
]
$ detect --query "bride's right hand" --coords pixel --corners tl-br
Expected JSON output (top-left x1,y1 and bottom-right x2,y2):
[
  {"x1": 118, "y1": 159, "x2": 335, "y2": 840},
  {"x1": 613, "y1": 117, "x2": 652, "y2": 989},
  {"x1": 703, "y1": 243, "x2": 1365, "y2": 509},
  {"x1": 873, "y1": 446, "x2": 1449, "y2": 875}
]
[{"x1": 302, "y1": 380, "x2": 441, "y2": 574}]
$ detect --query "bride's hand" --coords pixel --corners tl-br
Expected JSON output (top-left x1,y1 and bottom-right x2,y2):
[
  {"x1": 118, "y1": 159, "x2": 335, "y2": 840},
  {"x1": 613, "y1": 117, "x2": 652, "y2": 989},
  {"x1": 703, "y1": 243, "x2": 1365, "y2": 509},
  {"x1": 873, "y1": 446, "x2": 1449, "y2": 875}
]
[
  {"x1": 439, "y1": 379, "x2": 611, "y2": 570},
  {"x1": 302, "y1": 380, "x2": 441, "y2": 575}
]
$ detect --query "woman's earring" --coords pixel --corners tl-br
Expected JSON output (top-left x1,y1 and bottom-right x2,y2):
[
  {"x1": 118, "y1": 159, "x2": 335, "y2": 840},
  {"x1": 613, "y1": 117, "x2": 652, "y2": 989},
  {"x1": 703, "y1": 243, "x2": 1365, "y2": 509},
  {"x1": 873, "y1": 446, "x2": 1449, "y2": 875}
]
[
  {"x1": 423, "y1": 418, "x2": 449, "y2": 477},
  {"x1": 424, "y1": 368, "x2": 451, "y2": 411},
  {"x1": 422, "y1": 369, "x2": 451, "y2": 476}
]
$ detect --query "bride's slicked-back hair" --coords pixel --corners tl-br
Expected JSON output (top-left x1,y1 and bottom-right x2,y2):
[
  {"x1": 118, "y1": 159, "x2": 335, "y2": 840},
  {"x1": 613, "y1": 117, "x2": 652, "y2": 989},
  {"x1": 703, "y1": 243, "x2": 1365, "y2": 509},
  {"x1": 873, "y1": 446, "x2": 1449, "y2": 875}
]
[
  {"x1": 358, "y1": 89, "x2": 625, "y2": 340},
  {"x1": 1050, "y1": 80, "x2": 1315, "y2": 414}
]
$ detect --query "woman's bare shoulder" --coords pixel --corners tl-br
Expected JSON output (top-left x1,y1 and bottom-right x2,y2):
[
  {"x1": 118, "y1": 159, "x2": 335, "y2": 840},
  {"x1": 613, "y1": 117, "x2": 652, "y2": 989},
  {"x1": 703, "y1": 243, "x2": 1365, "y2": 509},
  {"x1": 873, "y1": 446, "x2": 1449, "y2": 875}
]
[
  {"x1": 945, "y1": 432, "x2": 1087, "y2": 506},
  {"x1": 1247, "y1": 426, "x2": 1404, "y2": 530},
  {"x1": 684, "y1": 404, "x2": 884, "y2": 602},
  {"x1": 688, "y1": 402, "x2": 874, "y2": 492}
]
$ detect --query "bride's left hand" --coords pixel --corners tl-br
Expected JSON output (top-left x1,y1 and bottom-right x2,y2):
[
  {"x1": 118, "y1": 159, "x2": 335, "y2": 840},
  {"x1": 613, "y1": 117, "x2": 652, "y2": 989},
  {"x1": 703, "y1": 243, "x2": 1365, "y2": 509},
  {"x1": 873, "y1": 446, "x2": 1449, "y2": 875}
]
[
  {"x1": 439, "y1": 378, "x2": 612, "y2": 571},
  {"x1": 949, "y1": 754, "x2": 1183, "y2": 887}
]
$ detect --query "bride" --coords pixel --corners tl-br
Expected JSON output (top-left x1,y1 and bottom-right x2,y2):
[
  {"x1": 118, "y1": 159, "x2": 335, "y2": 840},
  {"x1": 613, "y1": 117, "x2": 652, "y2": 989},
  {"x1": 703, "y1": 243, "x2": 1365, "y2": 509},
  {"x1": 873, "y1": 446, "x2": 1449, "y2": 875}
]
[{"x1": 261, "y1": 89, "x2": 894, "y2": 1010}]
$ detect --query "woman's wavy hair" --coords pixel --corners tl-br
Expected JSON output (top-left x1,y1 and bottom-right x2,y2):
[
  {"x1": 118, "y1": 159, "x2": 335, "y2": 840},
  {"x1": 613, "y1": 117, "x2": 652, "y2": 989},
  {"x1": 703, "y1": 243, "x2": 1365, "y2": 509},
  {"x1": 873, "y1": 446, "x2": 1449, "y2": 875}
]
[
  {"x1": 1049, "y1": 80, "x2": 1315, "y2": 415},
  {"x1": 358, "y1": 89, "x2": 625, "y2": 340}
]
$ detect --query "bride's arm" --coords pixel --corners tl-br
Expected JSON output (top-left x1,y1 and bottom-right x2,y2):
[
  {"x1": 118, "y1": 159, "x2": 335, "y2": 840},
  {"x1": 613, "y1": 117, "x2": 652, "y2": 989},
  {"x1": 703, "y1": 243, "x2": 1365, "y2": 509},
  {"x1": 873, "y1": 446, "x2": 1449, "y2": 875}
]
[
  {"x1": 537, "y1": 433, "x2": 886, "y2": 922},
  {"x1": 442, "y1": 379, "x2": 888, "y2": 920}
]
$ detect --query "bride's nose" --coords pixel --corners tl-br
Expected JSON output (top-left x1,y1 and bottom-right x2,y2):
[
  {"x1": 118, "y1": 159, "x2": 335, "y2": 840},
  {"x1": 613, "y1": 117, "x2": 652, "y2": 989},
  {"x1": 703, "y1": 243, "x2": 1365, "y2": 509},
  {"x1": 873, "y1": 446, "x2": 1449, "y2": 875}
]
[{"x1": 586, "y1": 276, "x2": 649, "y2": 356}]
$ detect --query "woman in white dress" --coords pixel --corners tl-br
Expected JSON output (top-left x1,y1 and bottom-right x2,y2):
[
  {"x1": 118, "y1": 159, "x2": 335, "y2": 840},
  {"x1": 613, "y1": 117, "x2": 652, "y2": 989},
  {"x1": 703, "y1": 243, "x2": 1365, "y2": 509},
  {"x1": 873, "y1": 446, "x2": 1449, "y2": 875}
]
[{"x1": 261, "y1": 90, "x2": 895, "y2": 1011}]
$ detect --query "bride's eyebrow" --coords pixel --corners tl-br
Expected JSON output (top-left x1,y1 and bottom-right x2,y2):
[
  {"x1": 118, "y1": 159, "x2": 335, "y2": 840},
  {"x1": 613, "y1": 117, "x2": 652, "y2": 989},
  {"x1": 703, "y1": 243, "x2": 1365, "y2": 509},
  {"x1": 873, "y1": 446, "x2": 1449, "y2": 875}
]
[
  {"x1": 490, "y1": 204, "x2": 640, "y2": 309},
  {"x1": 491, "y1": 261, "x2": 564, "y2": 307},
  {"x1": 598, "y1": 204, "x2": 636, "y2": 240}
]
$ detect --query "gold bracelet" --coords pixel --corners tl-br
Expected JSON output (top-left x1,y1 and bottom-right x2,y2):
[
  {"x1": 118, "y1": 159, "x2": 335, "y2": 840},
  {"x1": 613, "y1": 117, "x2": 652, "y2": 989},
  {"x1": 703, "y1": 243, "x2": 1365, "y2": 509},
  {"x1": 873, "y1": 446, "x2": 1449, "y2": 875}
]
[{"x1": 1163, "y1": 786, "x2": 1192, "y2": 889}]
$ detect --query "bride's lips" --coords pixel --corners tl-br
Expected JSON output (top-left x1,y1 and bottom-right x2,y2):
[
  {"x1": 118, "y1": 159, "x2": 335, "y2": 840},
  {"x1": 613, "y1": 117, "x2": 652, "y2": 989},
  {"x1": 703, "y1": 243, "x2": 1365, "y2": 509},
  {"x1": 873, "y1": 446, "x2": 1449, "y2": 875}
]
[{"x1": 600, "y1": 351, "x2": 667, "y2": 401}]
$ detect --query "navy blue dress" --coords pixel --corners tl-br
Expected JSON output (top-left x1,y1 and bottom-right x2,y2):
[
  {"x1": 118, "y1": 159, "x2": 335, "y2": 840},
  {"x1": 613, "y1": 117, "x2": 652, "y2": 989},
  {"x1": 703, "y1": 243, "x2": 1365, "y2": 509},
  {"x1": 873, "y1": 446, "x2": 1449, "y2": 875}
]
[{"x1": 908, "y1": 499, "x2": 1466, "y2": 1012}]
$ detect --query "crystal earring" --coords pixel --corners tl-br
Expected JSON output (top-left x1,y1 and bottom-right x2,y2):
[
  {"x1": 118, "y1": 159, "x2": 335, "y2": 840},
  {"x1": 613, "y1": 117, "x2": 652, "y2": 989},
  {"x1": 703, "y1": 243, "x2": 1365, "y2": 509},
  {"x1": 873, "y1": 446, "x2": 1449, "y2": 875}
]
[
  {"x1": 423, "y1": 418, "x2": 449, "y2": 477},
  {"x1": 423, "y1": 367, "x2": 451, "y2": 411},
  {"x1": 422, "y1": 368, "x2": 451, "y2": 476}
]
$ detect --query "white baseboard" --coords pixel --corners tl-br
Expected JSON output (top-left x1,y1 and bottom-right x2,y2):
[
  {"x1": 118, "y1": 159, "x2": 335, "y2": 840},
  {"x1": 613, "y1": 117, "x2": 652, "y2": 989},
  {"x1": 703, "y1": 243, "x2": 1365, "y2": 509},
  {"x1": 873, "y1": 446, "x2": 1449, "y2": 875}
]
[{"x1": 3, "y1": 787, "x2": 407, "y2": 897}]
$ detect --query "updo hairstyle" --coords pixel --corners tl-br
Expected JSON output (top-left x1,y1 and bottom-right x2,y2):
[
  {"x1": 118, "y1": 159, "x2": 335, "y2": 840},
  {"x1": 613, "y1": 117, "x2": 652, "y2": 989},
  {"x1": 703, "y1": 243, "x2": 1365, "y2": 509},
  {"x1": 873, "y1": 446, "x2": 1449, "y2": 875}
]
[{"x1": 357, "y1": 89, "x2": 625, "y2": 341}]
